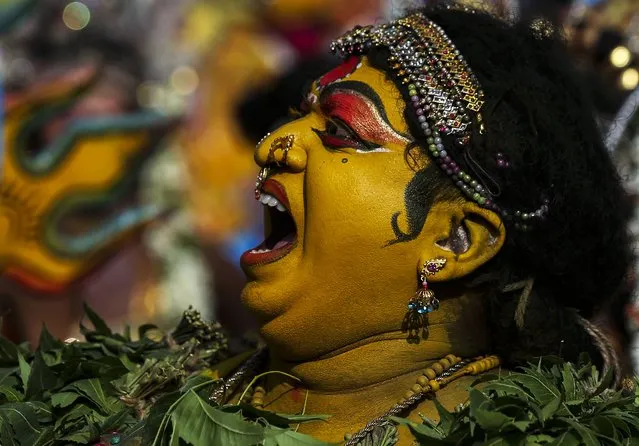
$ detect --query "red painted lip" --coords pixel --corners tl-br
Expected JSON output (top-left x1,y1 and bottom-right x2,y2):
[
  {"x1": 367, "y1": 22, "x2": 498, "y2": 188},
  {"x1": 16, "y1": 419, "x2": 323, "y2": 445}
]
[
  {"x1": 262, "y1": 179, "x2": 291, "y2": 211},
  {"x1": 240, "y1": 239, "x2": 297, "y2": 267},
  {"x1": 240, "y1": 179, "x2": 297, "y2": 267}
]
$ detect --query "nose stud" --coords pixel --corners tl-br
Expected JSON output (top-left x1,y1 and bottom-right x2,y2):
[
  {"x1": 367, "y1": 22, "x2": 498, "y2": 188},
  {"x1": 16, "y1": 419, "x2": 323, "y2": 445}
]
[{"x1": 255, "y1": 135, "x2": 295, "y2": 199}]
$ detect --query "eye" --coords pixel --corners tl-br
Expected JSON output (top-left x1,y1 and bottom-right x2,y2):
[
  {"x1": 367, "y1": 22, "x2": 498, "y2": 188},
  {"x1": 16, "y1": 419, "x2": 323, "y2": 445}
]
[
  {"x1": 313, "y1": 118, "x2": 381, "y2": 153},
  {"x1": 325, "y1": 120, "x2": 354, "y2": 139}
]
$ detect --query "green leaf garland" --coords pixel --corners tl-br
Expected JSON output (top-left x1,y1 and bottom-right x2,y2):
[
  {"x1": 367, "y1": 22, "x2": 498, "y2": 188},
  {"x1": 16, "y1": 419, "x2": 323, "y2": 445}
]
[{"x1": 0, "y1": 307, "x2": 638, "y2": 445}]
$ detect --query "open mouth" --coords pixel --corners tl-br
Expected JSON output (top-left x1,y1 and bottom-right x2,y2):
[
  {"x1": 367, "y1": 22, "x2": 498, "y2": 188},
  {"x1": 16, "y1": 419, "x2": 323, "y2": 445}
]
[{"x1": 240, "y1": 179, "x2": 298, "y2": 266}]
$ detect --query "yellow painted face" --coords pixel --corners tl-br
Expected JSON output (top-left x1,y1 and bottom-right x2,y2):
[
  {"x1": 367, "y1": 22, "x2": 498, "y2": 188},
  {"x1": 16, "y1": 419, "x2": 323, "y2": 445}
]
[
  {"x1": 242, "y1": 57, "x2": 506, "y2": 360},
  {"x1": 1, "y1": 67, "x2": 173, "y2": 293}
]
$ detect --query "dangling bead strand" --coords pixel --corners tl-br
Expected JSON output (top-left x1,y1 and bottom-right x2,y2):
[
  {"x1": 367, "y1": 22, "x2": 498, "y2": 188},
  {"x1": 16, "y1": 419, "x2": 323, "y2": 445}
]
[
  {"x1": 345, "y1": 354, "x2": 501, "y2": 446},
  {"x1": 250, "y1": 386, "x2": 266, "y2": 409}
]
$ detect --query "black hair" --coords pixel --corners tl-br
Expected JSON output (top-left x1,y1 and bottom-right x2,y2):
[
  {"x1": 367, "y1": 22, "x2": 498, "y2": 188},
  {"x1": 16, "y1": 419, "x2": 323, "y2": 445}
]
[{"x1": 369, "y1": 3, "x2": 634, "y2": 370}]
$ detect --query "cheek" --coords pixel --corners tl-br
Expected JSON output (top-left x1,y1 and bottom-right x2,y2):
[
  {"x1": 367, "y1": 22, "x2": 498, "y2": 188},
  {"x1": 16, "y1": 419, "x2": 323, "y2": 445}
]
[{"x1": 304, "y1": 152, "x2": 414, "y2": 255}]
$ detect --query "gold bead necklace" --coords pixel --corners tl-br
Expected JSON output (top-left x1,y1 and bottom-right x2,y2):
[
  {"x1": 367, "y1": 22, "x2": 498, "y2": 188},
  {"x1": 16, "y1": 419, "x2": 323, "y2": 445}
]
[{"x1": 243, "y1": 353, "x2": 501, "y2": 445}]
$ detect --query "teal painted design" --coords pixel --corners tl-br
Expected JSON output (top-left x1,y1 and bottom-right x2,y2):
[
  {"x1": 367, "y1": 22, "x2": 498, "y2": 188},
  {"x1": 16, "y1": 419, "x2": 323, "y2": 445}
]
[
  {"x1": 0, "y1": 0, "x2": 37, "y2": 34},
  {"x1": 14, "y1": 96, "x2": 171, "y2": 176},
  {"x1": 19, "y1": 108, "x2": 176, "y2": 258}
]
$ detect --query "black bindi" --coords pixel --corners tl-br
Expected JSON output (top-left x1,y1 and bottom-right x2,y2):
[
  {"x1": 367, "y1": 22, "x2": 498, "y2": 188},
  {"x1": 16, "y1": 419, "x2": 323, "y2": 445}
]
[{"x1": 342, "y1": 158, "x2": 349, "y2": 164}]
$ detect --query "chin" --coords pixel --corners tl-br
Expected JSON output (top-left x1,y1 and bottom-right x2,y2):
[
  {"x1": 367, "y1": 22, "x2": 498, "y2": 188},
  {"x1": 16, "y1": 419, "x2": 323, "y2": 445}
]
[{"x1": 240, "y1": 280, "x2": 291, "y2": 325}]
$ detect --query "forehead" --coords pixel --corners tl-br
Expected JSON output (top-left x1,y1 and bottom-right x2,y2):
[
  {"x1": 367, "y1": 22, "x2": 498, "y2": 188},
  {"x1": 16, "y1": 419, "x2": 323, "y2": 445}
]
[{"x1": 312, "y1": 56, "x2": 409, "y2": 133}]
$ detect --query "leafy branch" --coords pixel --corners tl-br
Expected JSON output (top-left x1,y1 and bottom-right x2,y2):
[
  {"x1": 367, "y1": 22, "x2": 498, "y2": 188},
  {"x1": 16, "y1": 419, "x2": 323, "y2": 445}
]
[{"x1": 393, "y1": 356, "x2": 639, "y2": 446}]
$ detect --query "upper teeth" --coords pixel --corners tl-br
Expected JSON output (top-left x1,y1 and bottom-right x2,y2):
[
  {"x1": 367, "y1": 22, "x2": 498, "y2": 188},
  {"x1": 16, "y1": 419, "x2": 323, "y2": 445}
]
[{"x1": 259, "y1": 193, "x2": 287, "y2": 212}]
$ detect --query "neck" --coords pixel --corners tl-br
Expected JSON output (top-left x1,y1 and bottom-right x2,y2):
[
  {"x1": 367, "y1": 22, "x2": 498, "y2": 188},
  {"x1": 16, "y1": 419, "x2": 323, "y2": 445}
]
[{"x1": 269, "y1": 292, "x2": 490, "y2": 392}]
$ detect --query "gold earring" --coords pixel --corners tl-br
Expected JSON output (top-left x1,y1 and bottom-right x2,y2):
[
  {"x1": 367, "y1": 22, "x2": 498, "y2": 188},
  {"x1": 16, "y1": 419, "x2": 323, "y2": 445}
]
[
  {"x1": 408, "y1": 257, "x2": 447, "y2": 315},
  {"x1": 268, "y1": 135, "x2": 295, "y2": 166}
]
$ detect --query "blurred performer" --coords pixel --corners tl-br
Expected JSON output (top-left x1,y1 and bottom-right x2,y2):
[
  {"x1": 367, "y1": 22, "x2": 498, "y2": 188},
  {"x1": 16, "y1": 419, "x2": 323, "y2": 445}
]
[{"x1": 0, "y1": 0, "x2": 184, "y2": 345}]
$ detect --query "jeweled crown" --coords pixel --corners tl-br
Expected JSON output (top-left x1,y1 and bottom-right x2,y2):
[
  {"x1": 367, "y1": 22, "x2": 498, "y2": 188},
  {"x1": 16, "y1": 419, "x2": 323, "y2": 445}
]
[{"x1": 331, "y1": 13, "x2": 549, "y2": 228}]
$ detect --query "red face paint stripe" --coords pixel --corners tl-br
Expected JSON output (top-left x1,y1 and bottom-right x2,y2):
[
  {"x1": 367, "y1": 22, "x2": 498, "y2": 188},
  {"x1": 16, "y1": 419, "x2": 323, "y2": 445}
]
[
  {"x1": 321, "y1": 91, "x2": 407, "y2": 146},
  {"x1": 318, "y1": 56, "x2": 361, "y2": 88}
]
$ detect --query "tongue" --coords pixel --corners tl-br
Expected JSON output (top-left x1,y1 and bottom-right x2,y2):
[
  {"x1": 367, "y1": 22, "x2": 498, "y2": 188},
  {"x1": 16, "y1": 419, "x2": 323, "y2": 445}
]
[
  {"x1": 272, "y1": 232, "x2": 296, "y2": 250},
  {"x1": 273, "y1": 240, "x2": 289, "y2": 250}
]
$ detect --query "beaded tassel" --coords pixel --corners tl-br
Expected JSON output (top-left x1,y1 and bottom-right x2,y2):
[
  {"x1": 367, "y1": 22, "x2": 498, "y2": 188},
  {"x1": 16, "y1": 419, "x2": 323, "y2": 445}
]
[{"x1": 408, "y1": 257, "x2": 446, "y2": 315}]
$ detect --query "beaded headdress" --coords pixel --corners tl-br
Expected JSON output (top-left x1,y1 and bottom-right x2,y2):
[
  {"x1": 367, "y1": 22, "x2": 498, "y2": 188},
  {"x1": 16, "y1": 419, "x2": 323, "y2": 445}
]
[{"x1": 330, "y1": 12, "x2": 549, "y2": 227}]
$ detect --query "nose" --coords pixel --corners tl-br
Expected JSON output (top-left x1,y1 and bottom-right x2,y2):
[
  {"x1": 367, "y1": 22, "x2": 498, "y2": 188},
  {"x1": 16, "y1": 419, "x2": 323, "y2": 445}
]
[{"x1": 255, "y1": 132, "x2": 307, "y2": 173}]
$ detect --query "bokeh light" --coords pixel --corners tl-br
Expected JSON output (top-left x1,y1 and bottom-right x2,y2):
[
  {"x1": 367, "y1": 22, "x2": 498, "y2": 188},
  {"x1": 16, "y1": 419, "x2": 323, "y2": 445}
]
[
  {"x1": 610, "y1": 46, "x2": 632, "y2": 68},
  {"x1": 9, "y1": 58, "x2": 35, "y2": 83},
  {"x1": 137, "y1": 82, "x2": 164, "y2": 109},
  {"x1": 62, "y1": 2, "x2": 91, "y2": 31},
  {"x1": 170, "y1": 66, "x2": 199, "y2": 96},
  {"x1": 621, "y1": 68, "x2": 639, "y2": 91}
]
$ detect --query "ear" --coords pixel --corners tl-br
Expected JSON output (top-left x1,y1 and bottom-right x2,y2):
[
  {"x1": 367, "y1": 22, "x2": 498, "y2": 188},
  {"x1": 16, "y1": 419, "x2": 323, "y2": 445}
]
[{"x1": 417, "y1": 201, "x2": 506, "y2": 282}]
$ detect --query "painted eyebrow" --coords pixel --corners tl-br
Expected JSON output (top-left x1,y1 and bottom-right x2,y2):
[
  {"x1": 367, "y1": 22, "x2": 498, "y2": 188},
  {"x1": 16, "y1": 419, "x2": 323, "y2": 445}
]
[{"x1": 318, "y1": 80, "x2": 405, "y2": 136}]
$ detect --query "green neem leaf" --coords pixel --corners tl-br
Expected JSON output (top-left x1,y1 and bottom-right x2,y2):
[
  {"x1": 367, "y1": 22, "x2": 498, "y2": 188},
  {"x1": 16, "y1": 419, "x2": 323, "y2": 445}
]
[
  {"x1": 591, "y1": 367, "x2": 614, "y2": 398},
  {"x1": 60, "y1": 429, "x2": 95, "y2": 444},
  {"x1": 168, "y1": 390, "x2": 265, "y2": 446},
  {"x1": 558, "y1": 417, "x2": 599, "y2": 446},
  {"x1": 37, "y1": 326, "x2": 63, "y2": 352},
  {"x1": 100, "y1": 408, "x2": 137, "y2": 433},
  {"x1": 468, "y1": 387, "x2": 490, "y2": 408},
  {"x1": 503, "y1": 419, "x2": 533, "y2": 433},
  {"x1": 51, "y1": 391, "x2": 80, "y2": 409},
  {"x1": 31, "y1": 426, "x2": 55, "y2": 446},
  {"x1": 473, "y1": 406, "x2": 513, "y2": 431},
  {"x1": 221, "y1": 404, "x2": 329, "y2": 427},
  {"x1": 181, "y1": 374, "x2": 215, "y2": 394},
  {"x1": 560, "y1": 363, "x2": 577, "y2": 404},
  {"x1": 0, "y1": 336, "x2": 19, "y2": 365},
  {"x1": 53, "y1": 403, "x2": 91, "y2": 431},
  {"x1": 0, "y1": 367, "x2": 17, "y2": 383},
  {"x1": 17, "y1": 352, "x2": 31, "y2": 391},
  {"x1": 124, "y1": 420, "x2": 146, "y2": 442},
  {"x1": 41, "y1": 349, "x2": 63, "y2": 368},
  {"x1": 27, "y1": 401, "x2": 53, "y2": 422},
  {"x1": 607, "y1": 414, "x2": 631, "y2": 437},
  {"x1": 509, "y1": 370, "x2": 561, "y2": 406},
  {"x1": 432, "y1": 398, "x2": 456, "y2": 433},
  {"x1": 540, "y1": 396, "x2": 562, "y2": 422},
  {"x1": 82, "y1": 303, "x2": 112, "y2": 336},
  {"x1": 62, "y1": 379, "x2": 123, "y2": 415},
  {"x1": 482, "y1": 381, "x2": 533, "y2": 400},
  {"x1": 0, "y1": 384, "x2": 22, "y2": 402},
  {"x1": 25, "y1": 351, "x2": 59, "y2": 399},
  {"x1": 589, "y1": 415, "x2": 617, "y2": 440},
  {"x1": 0, "y1": 402, "x2": 42, "y2": 445},
  {"x1": 0, "y1": 417, "x2": 17, "y2": 446},
  {"x1": 525, "y1": 434, "x2": 555, "y2": 444},
  {"x1": 389, "y1": 416, "x2": 447, "y2": 442},
  {"x1": 263, "y1": 426, "x2": 336, "y2": 445},
  {"x1": 482, "y1": 438, "x2": 511, "y2": 446},
  {"x1": 143, "y1": 391, "x2": 181, "y2": 445}
]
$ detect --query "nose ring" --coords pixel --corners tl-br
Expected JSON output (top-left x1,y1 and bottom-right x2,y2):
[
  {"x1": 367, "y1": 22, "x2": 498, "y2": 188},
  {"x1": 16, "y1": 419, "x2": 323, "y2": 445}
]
[
  {"x1": 268, "y1": 135, "x2": 294, "y2": 166},
  {"x1": 255, "y1": 135, "x2": 295, "y2": 199}
]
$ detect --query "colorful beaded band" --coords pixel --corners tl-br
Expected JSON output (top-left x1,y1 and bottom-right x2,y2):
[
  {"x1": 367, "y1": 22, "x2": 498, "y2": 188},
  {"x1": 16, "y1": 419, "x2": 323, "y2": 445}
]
[{"x1": 330, "y1": 12, "x2": 549, "y2": 228}]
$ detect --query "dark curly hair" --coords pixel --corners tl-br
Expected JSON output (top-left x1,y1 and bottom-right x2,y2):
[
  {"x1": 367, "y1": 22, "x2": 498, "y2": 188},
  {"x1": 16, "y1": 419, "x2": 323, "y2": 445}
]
[{"x1": 365, "y1": 2, "x2": 634, "y2": 373}]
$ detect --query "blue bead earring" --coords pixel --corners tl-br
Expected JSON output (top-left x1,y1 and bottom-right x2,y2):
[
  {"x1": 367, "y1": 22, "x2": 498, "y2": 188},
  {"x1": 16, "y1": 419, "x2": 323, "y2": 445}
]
[{"x1": 408, "y1": 258, "x2": 447, "y2": 315}]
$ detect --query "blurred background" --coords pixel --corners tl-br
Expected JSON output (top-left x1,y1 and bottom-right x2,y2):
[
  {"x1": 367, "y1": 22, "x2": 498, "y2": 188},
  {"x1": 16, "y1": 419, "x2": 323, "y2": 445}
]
[{"x1": 0, "y1": 0, "x2": 637, "y2": 366}]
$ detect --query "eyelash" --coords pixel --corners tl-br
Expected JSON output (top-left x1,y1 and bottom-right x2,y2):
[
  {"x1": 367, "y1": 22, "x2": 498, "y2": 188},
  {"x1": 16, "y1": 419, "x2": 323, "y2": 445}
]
[
  {"x1": 286, "y1": 90, "x2": 379, "y2": 153},
  {"x1": 314, "y1": 118, "x2": 378, "y2": 152}
]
